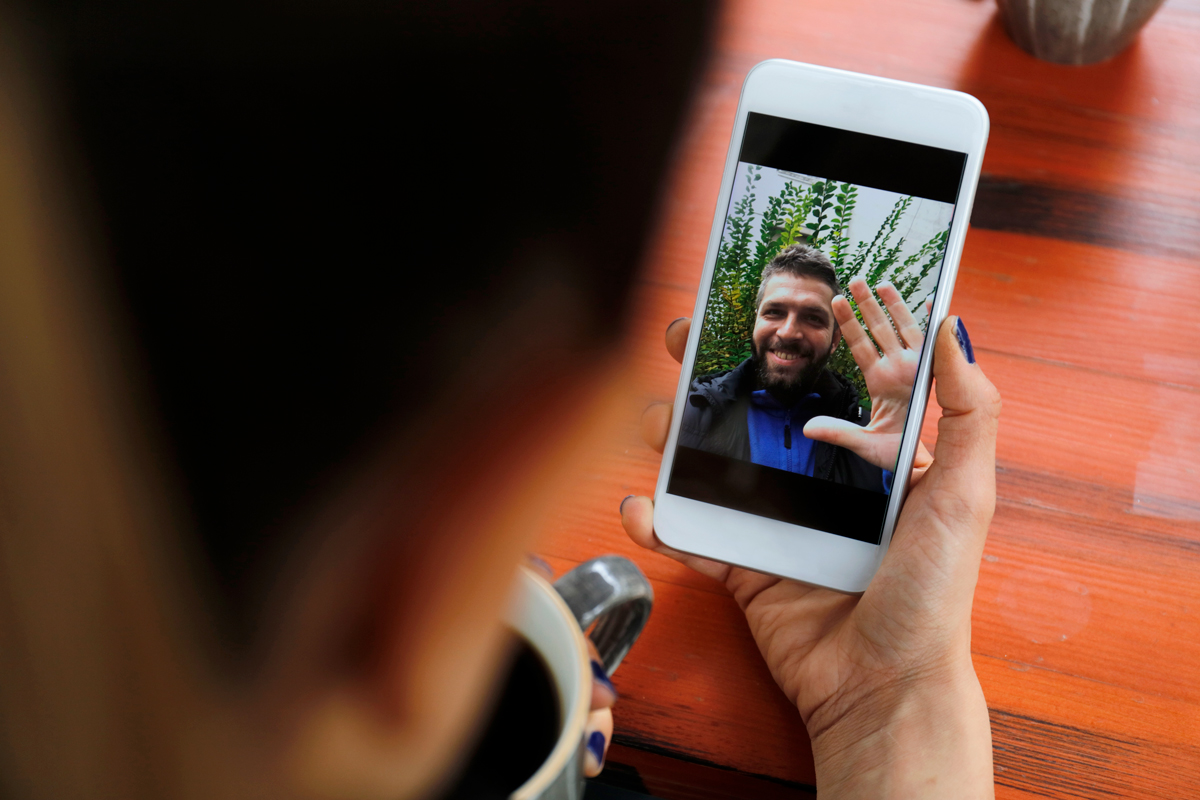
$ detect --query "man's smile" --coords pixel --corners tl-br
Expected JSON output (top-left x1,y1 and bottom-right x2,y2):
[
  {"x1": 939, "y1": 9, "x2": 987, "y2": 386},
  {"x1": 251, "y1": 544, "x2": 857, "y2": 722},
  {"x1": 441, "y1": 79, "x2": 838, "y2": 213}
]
[{"x1": 768, "y1": 348, "x2": 807, "y2": 367}]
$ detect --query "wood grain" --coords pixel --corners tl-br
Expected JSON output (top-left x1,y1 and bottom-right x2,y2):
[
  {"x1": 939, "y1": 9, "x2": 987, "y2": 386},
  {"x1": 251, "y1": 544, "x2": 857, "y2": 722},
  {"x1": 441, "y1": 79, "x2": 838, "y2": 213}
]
[
  {"x1": 540, "y1": 0, "x2": 1200, "y2": 797},
  {"x1": 971, "y1": 176, "x2": 1200, "y2": 259},
  {"x1": 598, "y1": 744, "x2": 817, "y2": 800}
]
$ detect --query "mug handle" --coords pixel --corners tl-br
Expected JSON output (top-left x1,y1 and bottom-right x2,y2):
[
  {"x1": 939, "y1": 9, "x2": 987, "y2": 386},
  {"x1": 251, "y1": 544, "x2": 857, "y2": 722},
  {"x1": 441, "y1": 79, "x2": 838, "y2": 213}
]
[{"x1": 553, "y1": 555, "x2": 653, "y2": 673}]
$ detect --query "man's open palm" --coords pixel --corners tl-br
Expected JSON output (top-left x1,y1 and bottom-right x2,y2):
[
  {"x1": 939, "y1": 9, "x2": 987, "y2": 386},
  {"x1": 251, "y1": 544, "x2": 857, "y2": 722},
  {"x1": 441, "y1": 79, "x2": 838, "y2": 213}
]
[{"x1": 803, "y1": 278, "x2": 932, "y2": 476}]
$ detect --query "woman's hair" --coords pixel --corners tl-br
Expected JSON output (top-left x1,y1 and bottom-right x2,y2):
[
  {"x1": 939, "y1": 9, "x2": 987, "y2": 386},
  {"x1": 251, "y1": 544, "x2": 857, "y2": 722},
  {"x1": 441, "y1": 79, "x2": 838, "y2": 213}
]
[{"x1": 24, "y1": 0, "x2": 714, "y2": 651}]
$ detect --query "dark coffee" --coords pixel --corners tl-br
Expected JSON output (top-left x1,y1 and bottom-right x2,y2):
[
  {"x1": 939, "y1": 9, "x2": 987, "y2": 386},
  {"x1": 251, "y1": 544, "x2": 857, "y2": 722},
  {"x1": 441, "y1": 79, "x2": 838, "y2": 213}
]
[{"x1": 441, "y1": 633, "x2": 561, "y2": 799}]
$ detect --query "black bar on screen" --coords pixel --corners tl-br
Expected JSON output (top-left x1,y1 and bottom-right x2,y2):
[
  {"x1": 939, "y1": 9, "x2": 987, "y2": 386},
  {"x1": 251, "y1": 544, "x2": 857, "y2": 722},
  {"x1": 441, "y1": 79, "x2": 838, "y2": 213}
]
[
  {"x1": 740, "y1": 112, "x2": 966, "y2": 204},
  {"x1": 667, "y1": 446, "x2": 887, "y2": 545}
]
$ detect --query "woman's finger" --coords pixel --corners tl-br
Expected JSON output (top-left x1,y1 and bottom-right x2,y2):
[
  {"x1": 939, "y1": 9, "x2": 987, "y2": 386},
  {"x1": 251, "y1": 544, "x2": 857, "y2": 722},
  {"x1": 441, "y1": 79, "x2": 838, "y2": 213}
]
[
  {"x1": 619, "y1": 495, "x2": 733, "y2": 583},
  {"x1": 665, "y1": 317, "x2": 690, "y2": 364},
  {"x1": 879, "y1": 318, "x2": 999, "y2": 619},
  {"x1": 583, "y1": 707, "x2": 613, "y2": 777},
  {"x1": 877, "y1": 282, "x2": 923, "y2": 350},
  {"x1": 925, "y1": 317, "x2": 1001, "y2": 514},
  {"x1": 640, "y1": 402, "x2": 673, "y2": 453},
  {"x1": 586, "y1": 638, "x2": 618, "y2": 710},
  {"x1": 849, "y1": 278, "x2": 902, "y2": 354},
  {"x1": 525, "y1": 554, "x2": 554, "y2": 579}
]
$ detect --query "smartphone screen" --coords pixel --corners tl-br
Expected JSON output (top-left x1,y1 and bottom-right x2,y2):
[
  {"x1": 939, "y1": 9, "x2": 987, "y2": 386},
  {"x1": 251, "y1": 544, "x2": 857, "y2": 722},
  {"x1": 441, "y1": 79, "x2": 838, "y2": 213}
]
[{"x1": 667, "y1": 112, "x2": 968, "y2": 545}]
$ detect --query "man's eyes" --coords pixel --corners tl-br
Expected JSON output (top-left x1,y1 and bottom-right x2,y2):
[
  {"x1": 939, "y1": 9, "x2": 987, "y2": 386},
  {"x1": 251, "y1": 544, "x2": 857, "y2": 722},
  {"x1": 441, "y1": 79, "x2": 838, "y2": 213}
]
[{"x1": 762, "y1": 308, "x2": 828, "y2": 326}]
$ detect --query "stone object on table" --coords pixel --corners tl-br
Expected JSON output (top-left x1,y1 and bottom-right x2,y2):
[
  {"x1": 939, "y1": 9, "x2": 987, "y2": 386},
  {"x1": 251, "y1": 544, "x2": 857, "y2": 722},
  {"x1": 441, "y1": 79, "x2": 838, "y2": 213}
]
[{"x1": 995, "y1": 0, "x2": 1168, "y2": 64}]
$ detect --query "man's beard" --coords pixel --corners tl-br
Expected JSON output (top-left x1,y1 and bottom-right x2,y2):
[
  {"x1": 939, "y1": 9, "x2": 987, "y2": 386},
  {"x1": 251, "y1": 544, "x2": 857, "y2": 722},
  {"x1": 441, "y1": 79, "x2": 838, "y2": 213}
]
[{"x1": 751, "y1": 337, "x2": 832, "y2": 407}]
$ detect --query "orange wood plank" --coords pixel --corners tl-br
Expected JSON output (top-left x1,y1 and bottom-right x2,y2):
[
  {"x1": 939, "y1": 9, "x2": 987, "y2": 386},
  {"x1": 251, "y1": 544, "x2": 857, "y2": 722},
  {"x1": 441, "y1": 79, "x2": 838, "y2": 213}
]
[
  {"x1": 976, "y1": 501, "x2": 1200, "y2": 704},
  {"x1": 954, "y1": 229, "x2": 1200, "y2": 389},
  {"x1": 980, "y1": 657, "x2": 1200, "y2": 799},
  {"x1": 977, "y1": 654, "x2": 1200, "y2": 763},
  {"x1": 980, "y1": 350, "x2": 1200, "y2": 516}
]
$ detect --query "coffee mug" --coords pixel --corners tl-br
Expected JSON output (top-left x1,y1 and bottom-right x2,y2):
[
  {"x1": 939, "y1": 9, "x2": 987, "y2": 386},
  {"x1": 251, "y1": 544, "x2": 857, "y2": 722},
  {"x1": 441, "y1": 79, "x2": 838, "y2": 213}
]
[{"x1": 507, "y1": 555, "x2": 654, "y2": 800}]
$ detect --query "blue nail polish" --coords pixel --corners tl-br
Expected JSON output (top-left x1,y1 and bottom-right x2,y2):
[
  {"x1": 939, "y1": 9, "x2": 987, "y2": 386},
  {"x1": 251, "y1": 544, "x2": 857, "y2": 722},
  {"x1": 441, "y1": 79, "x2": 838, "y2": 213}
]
[
  {"x1": 619, "y1": 495, "x2": 634, "y2": 514},
  {"x1": 667, "y1": 316, "x2": 687, "y2": 330},
  {"x1": 526, "y1": 554, "x2": 552, "y2": 575},
  {"x1": 591, "y1": 659, "x2": 618, "y2": 697},
  {"x1": 955, "y1": 318, "x2": 976, "y2": 364},
  {"x1": 587, "y1": 730, "x2": 607, "y2": 764}
]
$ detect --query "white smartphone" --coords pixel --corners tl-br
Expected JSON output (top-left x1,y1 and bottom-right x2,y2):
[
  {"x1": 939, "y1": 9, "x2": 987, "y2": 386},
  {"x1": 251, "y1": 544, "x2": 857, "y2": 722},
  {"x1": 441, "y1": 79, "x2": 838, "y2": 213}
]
[{"x1": 653, "y1": 59, "x2": 989, "y2": 592}]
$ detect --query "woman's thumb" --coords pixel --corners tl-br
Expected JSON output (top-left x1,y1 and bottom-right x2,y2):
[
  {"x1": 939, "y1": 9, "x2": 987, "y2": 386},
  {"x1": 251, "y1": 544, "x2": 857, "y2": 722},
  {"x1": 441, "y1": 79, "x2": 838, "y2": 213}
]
[{"x1": 927, "y1": 317, "x2": 1002, "y2": 493}]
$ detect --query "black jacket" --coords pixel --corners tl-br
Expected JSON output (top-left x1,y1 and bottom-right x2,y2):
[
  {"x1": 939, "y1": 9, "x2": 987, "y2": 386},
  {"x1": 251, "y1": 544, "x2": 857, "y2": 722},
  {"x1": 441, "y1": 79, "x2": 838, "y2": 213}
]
[{"x1": 678, "y1": 360, "x2": 886, "y2": 492}]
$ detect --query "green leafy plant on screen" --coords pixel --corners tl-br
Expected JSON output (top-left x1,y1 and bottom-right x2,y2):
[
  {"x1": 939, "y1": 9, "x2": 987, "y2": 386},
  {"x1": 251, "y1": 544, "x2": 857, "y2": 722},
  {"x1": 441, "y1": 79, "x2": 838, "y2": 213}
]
[{"x1": 696, "y1": 168, "x2": 948, "y2": 409}]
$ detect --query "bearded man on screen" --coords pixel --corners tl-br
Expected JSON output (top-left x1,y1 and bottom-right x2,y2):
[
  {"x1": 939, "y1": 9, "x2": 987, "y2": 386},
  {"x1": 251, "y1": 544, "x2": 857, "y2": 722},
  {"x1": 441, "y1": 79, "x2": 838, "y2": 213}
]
[{"x1": 679, "y1": 244, "x2": 893, "y2": 494}]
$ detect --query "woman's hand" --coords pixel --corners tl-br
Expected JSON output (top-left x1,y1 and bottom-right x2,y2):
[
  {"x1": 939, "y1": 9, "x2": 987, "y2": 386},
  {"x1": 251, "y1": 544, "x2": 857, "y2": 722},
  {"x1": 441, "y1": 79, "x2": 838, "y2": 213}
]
[
  {"x1": 623, "y1": 315, "x2": 1000, "y2": 799},
  {"x1": 583, "y1": 638, "x2": 617, "y2": 777},
  {"x1": 526, "y1": 557, "x2": 616, "y2": 777},
  {"x1": 803, "y1": 279, "x2": 934, "y2": 481}
]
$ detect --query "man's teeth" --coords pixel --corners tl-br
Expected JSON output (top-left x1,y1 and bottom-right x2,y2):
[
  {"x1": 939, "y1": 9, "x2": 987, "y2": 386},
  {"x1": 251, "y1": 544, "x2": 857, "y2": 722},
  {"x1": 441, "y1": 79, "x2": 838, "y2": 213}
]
[{"x1": 772, "y1": 351, "x2": 799, "y2": 361}]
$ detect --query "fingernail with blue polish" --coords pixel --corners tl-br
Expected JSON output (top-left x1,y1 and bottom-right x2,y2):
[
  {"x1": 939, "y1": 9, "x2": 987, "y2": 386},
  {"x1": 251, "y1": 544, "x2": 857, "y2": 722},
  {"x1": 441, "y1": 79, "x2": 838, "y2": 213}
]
[
  {"x1": 619, "y1": 495, "x2": 634, "y2": 514},
  {"x1": 955, "y1": 318, "x2": 976, "y2": 365},
  {"x1": 587, "y1": 730, "x2": 607, "y2": 765},
  {"x1": 667, "y1": 316, "x2": 687, "y2": 330},
  {"x1": 526, "y1": 554, "x2": 552, "y2": 576},
  {"x1": 591, "y1": 659, "x2": 618, "y2": 697}
]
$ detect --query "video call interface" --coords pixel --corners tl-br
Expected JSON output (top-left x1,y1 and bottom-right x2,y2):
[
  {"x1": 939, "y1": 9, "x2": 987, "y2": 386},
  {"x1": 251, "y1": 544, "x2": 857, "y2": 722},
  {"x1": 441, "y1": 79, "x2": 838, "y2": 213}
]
[{"x1": 668, "y1": 113, "x2": 967, "y2": 545}]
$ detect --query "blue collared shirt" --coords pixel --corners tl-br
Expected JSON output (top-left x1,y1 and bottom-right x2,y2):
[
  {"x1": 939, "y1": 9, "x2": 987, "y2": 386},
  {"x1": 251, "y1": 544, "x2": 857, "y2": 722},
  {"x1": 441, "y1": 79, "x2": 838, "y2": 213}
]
[
  {"x1": 747, "y1": 389, "x2": 893, "y2": 494},
  {"x1": 746, "y1": 390, "x2": 821, "y2": 475}
]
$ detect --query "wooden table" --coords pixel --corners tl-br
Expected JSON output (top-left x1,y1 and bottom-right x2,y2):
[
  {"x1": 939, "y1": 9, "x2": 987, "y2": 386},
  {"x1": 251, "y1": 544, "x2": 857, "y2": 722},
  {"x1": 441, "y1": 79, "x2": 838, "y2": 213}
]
[{"x1": 538, "y1": 1, "x2": 1200, "y2": 797}]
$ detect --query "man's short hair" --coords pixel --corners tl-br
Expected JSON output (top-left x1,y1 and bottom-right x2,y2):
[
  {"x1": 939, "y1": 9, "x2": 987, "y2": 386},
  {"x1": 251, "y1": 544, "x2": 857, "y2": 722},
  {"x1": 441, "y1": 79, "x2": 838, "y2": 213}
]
[{"x1": 755, "y1": 244, "x2": 841, "y2": 311}]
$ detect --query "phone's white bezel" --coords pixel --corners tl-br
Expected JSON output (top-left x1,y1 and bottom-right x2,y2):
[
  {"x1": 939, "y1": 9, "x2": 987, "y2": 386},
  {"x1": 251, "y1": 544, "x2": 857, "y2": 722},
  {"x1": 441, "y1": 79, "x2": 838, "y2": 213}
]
[{"x1": 653, "y1": 59, "x2": 989, "y2": 593}]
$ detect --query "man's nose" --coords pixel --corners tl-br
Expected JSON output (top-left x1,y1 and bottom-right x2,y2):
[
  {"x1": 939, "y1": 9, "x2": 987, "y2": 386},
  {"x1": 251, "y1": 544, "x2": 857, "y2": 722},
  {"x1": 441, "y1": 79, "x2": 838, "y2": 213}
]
[{"x1": 776, "y1": 314, "x2": 804, "y2": 340}]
